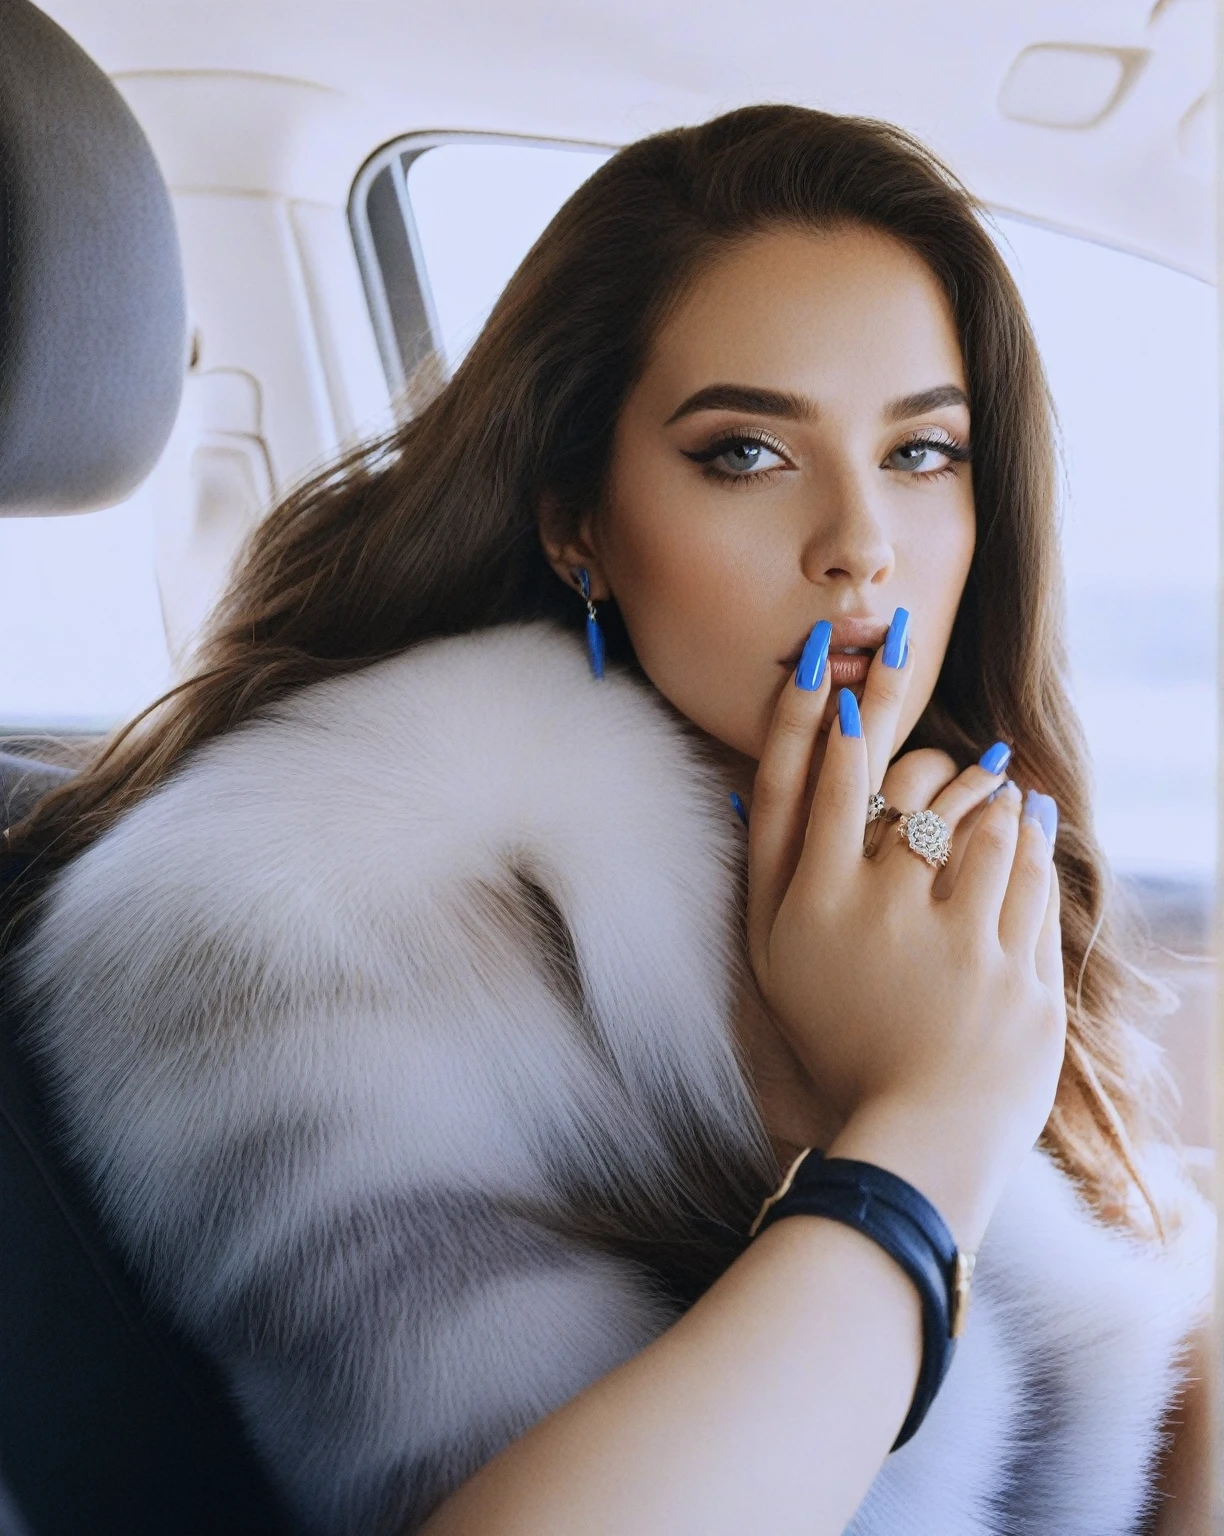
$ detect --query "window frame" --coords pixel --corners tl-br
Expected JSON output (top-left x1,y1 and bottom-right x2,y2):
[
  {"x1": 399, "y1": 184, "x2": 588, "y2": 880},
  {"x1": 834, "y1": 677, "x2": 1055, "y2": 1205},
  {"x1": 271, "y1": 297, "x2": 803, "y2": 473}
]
[{"x1": 348, "y1": 130, "x2": 611, "y2": 405}]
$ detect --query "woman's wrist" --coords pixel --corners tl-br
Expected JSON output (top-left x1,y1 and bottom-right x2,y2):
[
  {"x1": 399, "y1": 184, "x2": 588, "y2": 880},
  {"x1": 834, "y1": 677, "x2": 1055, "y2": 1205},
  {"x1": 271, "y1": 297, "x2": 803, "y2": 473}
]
[
  {"x1": 826, "y1": 1097, "x2": 1010, "y2": 1253},
  {"x1": 750, "y1": 1145, "x2": 966, "y2": 1450}
]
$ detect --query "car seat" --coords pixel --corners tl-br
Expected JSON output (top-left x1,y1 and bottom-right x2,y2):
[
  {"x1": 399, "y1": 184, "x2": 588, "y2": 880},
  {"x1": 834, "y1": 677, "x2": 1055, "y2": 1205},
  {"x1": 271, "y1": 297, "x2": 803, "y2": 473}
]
[{"x1": 0, "y1": 2, "x2": 295, "y2": 1529}]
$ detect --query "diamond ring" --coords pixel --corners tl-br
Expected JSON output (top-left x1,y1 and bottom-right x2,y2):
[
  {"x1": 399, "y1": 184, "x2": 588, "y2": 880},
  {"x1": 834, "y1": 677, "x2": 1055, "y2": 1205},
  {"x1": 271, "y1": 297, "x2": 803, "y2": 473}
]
[{"x1": 896, "y1": 809, "x2": 952, "y2": 868}]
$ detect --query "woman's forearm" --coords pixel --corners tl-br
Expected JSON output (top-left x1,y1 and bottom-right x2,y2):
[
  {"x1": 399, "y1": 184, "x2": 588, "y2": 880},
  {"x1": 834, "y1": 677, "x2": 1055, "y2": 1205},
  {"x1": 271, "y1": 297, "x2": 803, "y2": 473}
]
[{"x1": 419, "y1": 1206, "x2": 923, "y2": 1536}]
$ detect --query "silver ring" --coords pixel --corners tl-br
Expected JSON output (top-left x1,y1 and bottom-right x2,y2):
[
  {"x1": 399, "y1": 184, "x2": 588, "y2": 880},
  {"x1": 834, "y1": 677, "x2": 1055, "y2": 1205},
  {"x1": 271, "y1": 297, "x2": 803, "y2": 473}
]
[
  {"x1": 863, "y1": 796, "x2": 901, "y2": 858},
  {"x1": 896, "y1": 809, "x2": 952, "y2": 868}
]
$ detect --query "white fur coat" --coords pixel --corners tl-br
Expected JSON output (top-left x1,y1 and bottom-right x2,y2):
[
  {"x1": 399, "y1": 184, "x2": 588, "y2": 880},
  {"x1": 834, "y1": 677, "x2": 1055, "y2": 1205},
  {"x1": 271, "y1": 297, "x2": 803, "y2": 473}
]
[{"x1": 16, "y1": 621, "x2": 1213, "y2": 1535}]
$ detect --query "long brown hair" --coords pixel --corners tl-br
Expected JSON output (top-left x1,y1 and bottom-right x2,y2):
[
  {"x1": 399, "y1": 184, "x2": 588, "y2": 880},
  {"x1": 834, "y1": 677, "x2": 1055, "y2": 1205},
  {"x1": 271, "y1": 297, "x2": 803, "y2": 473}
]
[{"x1": 9, "y1": 104, "x2": 1172, "y2": 1233}]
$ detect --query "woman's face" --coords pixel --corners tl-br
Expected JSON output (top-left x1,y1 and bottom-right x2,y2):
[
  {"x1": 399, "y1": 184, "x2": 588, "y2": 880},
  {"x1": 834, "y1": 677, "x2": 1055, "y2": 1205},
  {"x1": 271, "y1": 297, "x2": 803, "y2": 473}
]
[{"x1": 546, "y1": 223, "x2": 976, "y2": 764}]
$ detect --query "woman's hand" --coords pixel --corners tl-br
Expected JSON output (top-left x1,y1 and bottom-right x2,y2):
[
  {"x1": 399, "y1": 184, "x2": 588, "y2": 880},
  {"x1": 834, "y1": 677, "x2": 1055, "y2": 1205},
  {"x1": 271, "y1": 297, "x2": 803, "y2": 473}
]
[{"x1": 744, "y1": 624, "x2": 1067, "y2": 1248}]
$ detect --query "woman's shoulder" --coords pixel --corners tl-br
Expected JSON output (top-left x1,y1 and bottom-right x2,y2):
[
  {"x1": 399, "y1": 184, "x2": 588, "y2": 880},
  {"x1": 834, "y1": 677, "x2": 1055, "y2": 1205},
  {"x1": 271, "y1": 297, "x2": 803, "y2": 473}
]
[
  {"x1": 34, "y1": 622, "x2": 733, "y2": 926},
  {"x1": 19, "y1": 621, "x2": 746, "y2": 1067}
]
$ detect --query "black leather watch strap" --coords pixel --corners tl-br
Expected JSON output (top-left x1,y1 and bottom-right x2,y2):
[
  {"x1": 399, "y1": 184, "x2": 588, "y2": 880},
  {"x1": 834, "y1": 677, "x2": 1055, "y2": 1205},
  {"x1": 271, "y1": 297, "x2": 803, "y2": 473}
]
[{"x1": 750, "y1": 1149, "x2": 966, "y2": 1450}]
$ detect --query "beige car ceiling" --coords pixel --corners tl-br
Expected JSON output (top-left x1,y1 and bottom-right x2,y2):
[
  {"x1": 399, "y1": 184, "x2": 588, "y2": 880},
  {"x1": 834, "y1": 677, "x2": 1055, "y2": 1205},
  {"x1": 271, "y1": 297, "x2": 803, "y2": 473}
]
[{"x1": 37, "y1": 0, "x2": 1215, "y2": 280}]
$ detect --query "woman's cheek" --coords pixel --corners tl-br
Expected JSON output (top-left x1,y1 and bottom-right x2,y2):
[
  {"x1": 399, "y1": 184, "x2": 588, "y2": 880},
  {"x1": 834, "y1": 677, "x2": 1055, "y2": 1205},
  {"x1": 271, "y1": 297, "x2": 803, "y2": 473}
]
[{"x1": 606, "y1": 480, "x2": 747, "y2": 654}]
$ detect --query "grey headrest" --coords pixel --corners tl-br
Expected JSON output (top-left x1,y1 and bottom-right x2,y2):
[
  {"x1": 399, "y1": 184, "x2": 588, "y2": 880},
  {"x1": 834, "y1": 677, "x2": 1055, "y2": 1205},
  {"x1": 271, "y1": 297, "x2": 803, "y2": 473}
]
[{"x1": 0, "y1": 0, "x2": 186, "y2": 515}]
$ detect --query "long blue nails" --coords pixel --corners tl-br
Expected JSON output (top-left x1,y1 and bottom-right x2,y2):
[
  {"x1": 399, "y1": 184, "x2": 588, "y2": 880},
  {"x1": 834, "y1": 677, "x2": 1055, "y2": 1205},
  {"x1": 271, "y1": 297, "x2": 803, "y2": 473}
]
[
  {"x1": 838, "y1": 688, "x2": 861, "y2": 738},
  {"x1": 1023, "y1": 789, "x2": 1058, "y2": 847},
  {"x1": 729, "y1": 791, "x2": 749, "y2": 828},
  {"x1": 882, "y1": 607, "x2": 910, "y2": 669},
  {"x1": 795, "y1": 620, "x2": 833, "y2": 691},
  {"x1": 978, "y1": 740, "x2": 1011, "y2": 776}
]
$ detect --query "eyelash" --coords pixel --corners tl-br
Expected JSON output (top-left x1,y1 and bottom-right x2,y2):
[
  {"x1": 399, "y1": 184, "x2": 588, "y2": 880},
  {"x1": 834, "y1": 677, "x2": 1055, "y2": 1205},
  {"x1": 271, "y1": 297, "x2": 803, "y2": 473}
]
[
  {"x1": 681, "y1": 428, "x2": 792, "y2": 487},
  {"x1": 893, "y1": 432, "x2": 972, "y2": 480},
  {"x1": 680, "y1": 427, "x2": 972, "y2": 486}
]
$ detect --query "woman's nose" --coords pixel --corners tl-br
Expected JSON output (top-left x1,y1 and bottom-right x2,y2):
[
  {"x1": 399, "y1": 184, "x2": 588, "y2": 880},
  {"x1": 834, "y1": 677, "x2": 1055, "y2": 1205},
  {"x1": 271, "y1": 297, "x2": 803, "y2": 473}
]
[{"x1": 798, "y1": 472, "x2": 894, "y2": 589}]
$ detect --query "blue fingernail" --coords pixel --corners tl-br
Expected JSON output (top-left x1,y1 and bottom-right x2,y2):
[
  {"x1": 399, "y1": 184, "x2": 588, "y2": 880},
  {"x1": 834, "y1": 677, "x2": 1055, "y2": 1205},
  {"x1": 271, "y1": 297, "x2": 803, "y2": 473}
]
[
  {"x1": 978, "y1": 740, "x2": 1011, "y2": 776},
  {"x1": 1023, "y1": 789, "x2": 1058, "y2": 847},
  {"x1": 838, "y1": 688, "x2": 861, "y2": 738},
  {"x1": 729, "y1": 791, "x2": 748, "y2": 828},
  {"x1": 795, "y1": 620, "x2": 833, "y2": 691},
  {"x1": 882, "y1": 607, "x2": 910, "y2": 669}
]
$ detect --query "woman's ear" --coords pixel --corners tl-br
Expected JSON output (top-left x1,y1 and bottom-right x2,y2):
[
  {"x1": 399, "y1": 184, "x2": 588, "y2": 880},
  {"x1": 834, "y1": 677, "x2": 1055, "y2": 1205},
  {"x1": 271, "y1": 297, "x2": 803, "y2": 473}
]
[{"x1": 536, "y1": 494, "x2": 612, "y2": 600}]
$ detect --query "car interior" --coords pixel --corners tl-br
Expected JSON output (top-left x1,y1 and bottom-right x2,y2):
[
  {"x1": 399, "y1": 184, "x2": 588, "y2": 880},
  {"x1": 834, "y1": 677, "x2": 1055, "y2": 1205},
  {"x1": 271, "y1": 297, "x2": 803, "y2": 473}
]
[{"x1": 0, "y1": 0, "x2": 1215, "y2": 1530}]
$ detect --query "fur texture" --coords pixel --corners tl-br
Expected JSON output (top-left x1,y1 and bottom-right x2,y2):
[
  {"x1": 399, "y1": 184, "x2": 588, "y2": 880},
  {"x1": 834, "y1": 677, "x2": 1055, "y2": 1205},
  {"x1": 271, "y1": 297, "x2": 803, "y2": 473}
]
[{"x1": 16, "y1": 621, "x2": 1212, "y2": 1534}]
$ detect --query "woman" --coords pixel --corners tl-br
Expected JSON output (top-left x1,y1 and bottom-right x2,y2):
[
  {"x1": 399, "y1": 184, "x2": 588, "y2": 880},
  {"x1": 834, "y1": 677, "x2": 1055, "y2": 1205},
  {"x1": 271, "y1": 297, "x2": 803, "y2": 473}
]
[{"x1": 7, "y1": 106, "x2": 1211, "y2": 1534}]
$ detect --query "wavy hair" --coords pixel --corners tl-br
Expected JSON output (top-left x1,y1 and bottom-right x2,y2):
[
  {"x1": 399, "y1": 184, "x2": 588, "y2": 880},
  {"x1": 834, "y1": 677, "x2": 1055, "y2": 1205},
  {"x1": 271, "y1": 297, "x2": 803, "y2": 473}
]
[{"x1": 9, "y1": 104, "x2": 1172, "y2": 1234}]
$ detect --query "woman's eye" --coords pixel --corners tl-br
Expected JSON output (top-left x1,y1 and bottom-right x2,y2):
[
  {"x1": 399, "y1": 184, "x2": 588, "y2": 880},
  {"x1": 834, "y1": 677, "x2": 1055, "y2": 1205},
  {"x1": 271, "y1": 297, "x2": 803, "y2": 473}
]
[
  {"x1": 710, "y1": 439, "x2": 788, "y2": 476},
  {"x1": 885, "y1": 439, "x2": 961, "y2": 475},
  {"x1": 681, "y1": 429, "x2": 794, "y2": 482}
]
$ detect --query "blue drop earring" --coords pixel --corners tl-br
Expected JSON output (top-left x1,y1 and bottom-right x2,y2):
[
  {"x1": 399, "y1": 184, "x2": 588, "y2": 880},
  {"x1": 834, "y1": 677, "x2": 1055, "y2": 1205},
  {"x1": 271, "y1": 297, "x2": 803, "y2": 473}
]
[{"x1": 573, "y1": 566, "x2": 605, "y2": 679}]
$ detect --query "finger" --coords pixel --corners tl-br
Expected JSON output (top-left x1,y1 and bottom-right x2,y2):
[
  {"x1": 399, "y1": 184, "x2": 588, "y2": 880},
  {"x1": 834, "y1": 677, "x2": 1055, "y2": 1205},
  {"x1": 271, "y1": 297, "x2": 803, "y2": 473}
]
[
  {"x1": 946, "y1": 778, "x2": 1023, "y2": 924},
  {"x1": 874, "y1": 745, "x2": 1013, "y2": 879},
  {"x1": 999, "y1": 790, "x2": 1058, "y2": 952},
  {"x1": 926, "y1": 747, "x2": 1014, "y2": 842},
  {"x1": 879, "y1": 747, "x2": 959, "y2": 814},
  {"x1": 795, "y1": 685, "x2": 870, "y2": 885},
  {"x1": 997, "y1": 815, "x2": 1055, "y2": 955},
  {"x1": 746, "y1": 621, "x2": 833, "y2": 959},
  {"x1": 1035, "y1": 856, "x2": 1064, "y2": 992},
  {"x1": 857, "y1": 606, "x2": 915, "y2": 794},
  {"x1": 868, "y1": 748, "x2": 959, "y2": 870}
]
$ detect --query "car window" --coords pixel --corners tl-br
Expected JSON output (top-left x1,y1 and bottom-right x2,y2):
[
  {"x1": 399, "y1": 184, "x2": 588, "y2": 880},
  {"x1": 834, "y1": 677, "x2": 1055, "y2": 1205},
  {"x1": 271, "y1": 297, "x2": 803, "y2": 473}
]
[
  {"x1": 408, "y1": 141, "x2": 613, "y2": 368},
  {"x1": 0, "y1": 495, "x2": 171, "y2": 736},
  {"x1": 993, "y1": 218, "x2": 1216, "y2": 887}
]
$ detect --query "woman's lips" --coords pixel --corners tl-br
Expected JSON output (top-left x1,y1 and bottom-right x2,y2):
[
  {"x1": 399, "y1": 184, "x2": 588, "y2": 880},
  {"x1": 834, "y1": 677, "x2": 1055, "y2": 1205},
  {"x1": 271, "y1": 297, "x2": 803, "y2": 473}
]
[
  {"x1": 826, "y1": 651, "x2": 872, "y2": 686},
  {"x1": 779, "y1": 617, "x2": 891, "y2": 681}
]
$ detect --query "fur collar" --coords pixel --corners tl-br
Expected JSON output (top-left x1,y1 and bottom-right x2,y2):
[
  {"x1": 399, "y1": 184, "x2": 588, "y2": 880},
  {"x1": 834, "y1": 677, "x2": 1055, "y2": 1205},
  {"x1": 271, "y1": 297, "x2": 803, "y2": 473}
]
[{"x1": 18, "y1": 621, "x2": 1212, "y2": 1535}]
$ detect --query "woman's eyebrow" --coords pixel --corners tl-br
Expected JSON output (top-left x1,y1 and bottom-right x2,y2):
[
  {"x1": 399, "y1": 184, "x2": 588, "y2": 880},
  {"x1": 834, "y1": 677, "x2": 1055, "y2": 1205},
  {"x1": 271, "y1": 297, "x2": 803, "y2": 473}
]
[
  {"x1": 663, "y1": 384, "x2": 815, "y2": 425},
  {"x1": 884, "y1": 384, "x2": 969, "y2": 421},
  {"x1": 663, "y1": 381, "x2": 969, "y2": 427}
]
